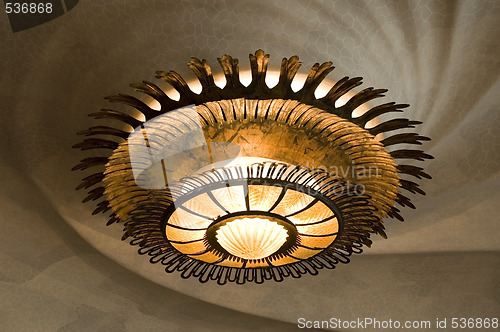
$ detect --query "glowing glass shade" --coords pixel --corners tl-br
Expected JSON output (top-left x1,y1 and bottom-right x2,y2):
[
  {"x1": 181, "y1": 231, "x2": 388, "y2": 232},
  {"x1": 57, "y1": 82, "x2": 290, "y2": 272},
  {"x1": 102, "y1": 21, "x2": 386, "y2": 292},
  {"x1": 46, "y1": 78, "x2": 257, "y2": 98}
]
[
  {"x1": 164, "y1": 173, "x2": 340, "y2": 265},
  {"x1": 216, "y1": 217, "x2": 289, "y2": 260},
  {"x1": 248, "y1": 185, "x2": 282, "y2": 211},
  {"x1": 211, "y1": 186, "x2": 246, "y2": 213},
  {"x1": 182, "y1": 192, "x2": 226, "y2": 219}
]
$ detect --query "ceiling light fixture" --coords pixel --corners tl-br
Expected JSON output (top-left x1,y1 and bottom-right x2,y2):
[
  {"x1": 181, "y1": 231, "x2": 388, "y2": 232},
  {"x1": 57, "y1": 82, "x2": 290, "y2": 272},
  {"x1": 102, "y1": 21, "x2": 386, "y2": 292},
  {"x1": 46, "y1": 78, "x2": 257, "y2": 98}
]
[{"x1": 73, "y1": 50, "x2": 433, "y2": 284}]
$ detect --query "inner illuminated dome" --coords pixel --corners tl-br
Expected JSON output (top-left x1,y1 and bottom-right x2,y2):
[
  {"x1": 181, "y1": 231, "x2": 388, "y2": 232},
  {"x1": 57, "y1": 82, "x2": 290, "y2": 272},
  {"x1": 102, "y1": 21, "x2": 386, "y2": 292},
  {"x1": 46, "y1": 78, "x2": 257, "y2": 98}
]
[
  {"x1": 162, "y1": 167, "x2": 342, "y2": 268},
  {"x1": 215, "y1": 217, "x2": 288, "y2": 260}
]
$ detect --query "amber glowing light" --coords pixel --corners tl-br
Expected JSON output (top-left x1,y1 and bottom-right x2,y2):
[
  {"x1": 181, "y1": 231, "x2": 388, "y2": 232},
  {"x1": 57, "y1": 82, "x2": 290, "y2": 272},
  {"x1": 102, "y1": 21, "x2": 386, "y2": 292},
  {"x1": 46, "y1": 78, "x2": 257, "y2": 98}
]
[{"x1": 216, "y1": 217, "x2": 289, "y2": 260}]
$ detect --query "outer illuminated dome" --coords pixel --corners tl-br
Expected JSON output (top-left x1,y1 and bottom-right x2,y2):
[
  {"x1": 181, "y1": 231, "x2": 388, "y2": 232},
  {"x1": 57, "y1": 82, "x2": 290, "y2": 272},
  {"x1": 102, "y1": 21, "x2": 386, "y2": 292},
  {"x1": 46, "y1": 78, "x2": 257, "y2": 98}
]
[{"x1": 73, "y1": 50, "x2": 432, "y2": 284}]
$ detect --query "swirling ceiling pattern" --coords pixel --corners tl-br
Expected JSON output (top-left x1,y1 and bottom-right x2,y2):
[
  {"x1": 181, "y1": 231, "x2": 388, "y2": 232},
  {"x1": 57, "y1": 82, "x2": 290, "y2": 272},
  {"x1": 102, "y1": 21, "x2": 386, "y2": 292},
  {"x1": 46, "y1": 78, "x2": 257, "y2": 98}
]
[{"x1": 0, "y1": 0, "x2": 499, "y2": 330}]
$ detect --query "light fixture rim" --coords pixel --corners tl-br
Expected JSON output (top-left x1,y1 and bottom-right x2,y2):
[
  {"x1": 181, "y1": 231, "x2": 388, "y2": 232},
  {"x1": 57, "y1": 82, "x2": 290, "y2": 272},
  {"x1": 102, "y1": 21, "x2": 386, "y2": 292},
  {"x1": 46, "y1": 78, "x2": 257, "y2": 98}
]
[{"x1": 160, "y1": 172, "x2": 345, "y2": 265}]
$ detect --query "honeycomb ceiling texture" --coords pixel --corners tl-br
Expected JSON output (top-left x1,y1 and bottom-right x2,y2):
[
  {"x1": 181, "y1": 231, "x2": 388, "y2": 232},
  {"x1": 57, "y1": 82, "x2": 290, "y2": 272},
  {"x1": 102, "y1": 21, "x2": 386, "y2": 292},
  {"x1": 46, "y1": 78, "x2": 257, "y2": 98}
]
[{"x1": 1, "y1": 1, "x2": 499, "y2": 331}]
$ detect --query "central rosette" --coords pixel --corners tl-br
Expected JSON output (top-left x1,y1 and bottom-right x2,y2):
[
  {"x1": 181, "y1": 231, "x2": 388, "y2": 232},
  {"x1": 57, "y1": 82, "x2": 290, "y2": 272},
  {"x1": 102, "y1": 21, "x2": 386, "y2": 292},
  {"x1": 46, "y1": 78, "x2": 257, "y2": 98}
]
[{"x1": 215, "y1": 217, "x2": 289, "y2": 260}]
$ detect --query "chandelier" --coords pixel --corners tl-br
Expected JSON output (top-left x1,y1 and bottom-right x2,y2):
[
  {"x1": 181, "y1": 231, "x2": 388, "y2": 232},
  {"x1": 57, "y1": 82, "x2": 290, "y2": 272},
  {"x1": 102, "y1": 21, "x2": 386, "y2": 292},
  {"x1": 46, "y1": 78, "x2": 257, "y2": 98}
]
[{"x1": 73, "y1": 50, "x2": 432, "y2": 284}]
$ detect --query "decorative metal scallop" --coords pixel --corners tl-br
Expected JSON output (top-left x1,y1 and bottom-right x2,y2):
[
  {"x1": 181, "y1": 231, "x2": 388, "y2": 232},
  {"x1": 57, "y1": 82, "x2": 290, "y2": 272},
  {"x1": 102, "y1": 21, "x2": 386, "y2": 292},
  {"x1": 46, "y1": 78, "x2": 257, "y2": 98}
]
[{"x1": 73, "y1": 50, "x2": 433, "y2": 284}]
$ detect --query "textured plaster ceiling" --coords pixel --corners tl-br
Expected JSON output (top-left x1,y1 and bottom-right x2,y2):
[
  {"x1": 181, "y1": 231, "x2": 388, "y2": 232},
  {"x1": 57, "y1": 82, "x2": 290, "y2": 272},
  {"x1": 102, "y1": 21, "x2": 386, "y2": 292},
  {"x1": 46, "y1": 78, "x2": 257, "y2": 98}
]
[{"x1": 1, "y1": 0, "x2": 499, "y2": 330}]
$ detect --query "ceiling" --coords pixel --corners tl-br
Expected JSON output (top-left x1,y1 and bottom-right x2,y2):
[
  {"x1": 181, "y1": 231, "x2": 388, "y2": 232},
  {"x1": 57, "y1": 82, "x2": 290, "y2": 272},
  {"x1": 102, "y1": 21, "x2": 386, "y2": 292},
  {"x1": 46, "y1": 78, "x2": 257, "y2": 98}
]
[{"x1": 1, "y1": 0, "x2": 499, "y2": 330}]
